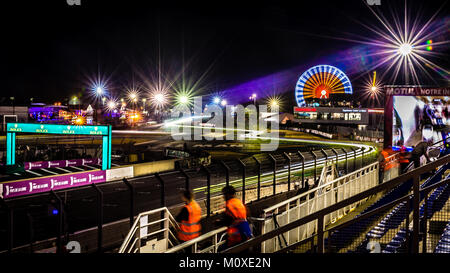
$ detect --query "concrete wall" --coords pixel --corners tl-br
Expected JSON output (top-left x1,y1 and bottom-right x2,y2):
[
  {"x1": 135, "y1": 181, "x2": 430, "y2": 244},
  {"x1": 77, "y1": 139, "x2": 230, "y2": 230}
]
[
  {"x1": 132, "y1": 159, "x2": 176, "y2": 177},
  {"x1": 106, "y1": 166, "x2": 134, "y2": 181}
]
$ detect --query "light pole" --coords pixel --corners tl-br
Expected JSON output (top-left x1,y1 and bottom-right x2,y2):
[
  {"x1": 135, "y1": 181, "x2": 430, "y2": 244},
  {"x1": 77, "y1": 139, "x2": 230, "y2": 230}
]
[
  {"x1": 10, "y1": 97, "x2": 15, "y2": 115},
  {"x1": 249, "y1": 93, "x2": 257, "y2": 105},
  {"x1": 94, "y1": 86, "x2": 104, "y2": 124},
  {"x1": 142, "y1": 98, "x2": 147, "y2": 114}
]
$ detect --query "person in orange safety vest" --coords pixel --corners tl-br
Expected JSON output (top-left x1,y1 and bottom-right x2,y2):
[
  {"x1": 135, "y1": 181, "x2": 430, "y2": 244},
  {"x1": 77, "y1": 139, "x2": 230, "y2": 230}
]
[
  {"x1": 379, "y1": 146, "x2": 396, "y2": 183},
  {"x1": 216, "y1": 185, "x2": 252, "y2": 250},
  {"x1": 176, "y1": 190, "x2": 202, "y2": 247}
]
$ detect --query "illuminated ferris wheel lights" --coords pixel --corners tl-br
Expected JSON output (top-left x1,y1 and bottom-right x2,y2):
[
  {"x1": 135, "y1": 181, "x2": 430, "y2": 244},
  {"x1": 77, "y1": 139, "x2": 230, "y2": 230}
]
[{"x1": 295, "y1": 65, "x2": 353, "y2": 107}]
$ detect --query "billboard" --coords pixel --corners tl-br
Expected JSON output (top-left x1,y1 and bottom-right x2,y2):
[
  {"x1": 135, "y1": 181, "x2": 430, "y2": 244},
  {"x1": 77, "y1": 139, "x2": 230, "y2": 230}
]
[
  {"x1": 385, "y1": 86, "x2": 450, "y2": 148},
  {"x1": 0, "y1": 170, "x2": 106, "y2": 199},
  {"x1": 24, "y1": 158, "x2": 101, "y2": 170}
]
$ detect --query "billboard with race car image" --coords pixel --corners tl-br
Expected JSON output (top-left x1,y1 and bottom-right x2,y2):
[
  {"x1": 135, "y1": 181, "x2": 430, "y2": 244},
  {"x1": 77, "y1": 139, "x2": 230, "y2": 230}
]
[{"x1": 392, "y1": 96, "x2": 449, "y2": 148}]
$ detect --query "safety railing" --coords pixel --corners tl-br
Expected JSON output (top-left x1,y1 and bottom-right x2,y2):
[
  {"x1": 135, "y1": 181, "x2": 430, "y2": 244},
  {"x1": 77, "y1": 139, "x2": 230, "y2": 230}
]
[
  {"x1": 260, "y1": 161, "x2": 379, "y2": 252},
  {"x1": 118, "y1": 207, "x2": 179, "y2": 253},
  {"x1": 221, "y1": 153, "x2": 450, "y2": 254},
  {"x1": 164, "y1": 227, "x2": 228, "y2": 253},
  {"x1": 383, "y1": 153, "x2": 400, "y2": 182}
]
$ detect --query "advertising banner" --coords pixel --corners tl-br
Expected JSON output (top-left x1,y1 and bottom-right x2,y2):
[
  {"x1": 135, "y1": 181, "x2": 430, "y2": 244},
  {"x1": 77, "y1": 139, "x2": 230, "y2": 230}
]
[
  {"x1": 1, "y1": 170, "x2": 106, "y2": 199},
  {"x1": 24, "y1": 158, "x2": 101, "y2": 170}
]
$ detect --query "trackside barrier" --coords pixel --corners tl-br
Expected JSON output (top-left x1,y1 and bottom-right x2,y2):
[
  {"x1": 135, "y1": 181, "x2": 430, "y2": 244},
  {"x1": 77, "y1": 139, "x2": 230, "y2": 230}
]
[
  {"x1": 132, "y1": 159, "x2": 176, "y2": 177},
  {"x1": 0, "y1": 170, "x2": 107, "y2": 199},
  {"x1": 0, "y1": 166, "x2": 133, "y2": 199},
  {"x1": 106, "y1": 166, "x2": 134, "y2": 181},
  {"x1": 260, "y1": 161, "x2": 379, "y2": 253},
  {"x1": 118, "y1": 207, "x2": 179, "y2": 253}
]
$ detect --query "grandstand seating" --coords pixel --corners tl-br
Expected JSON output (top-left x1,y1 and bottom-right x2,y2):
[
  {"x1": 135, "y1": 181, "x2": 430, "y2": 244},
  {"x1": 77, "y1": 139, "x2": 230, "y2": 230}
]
[
  {"x1": 434, "y1": 221, "x2": 450, "y2": 253},
  {"x1": 328, "y1": 162, "x2": 450, "y2": 253}
]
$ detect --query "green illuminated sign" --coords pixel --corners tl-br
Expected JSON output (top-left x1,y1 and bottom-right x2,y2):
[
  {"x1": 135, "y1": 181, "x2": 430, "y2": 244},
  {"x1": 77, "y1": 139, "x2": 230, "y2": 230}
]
[
  {"x1": 7, "y1": 123, "x2": 109, "y2": 136},
  {"x1": 6, "y1": 123, "x2": 111, "y2": 170}
]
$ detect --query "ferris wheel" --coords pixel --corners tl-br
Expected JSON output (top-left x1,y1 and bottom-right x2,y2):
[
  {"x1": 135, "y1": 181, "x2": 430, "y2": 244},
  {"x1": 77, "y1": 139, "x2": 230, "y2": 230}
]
[{"x1": 295, "y1": 65, "x2": 353, "y2": 107}]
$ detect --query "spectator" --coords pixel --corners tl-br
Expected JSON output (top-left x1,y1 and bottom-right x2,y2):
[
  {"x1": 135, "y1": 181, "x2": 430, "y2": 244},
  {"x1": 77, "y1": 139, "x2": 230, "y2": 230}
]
[
  {"x1": 378, "y1": 148, "x2": 388, "y2": 184},
  {"x1": 175, "y1": 190, "x2": 202, "y2": 252},
  {"x1": 216, "y1": 185, "x2": 252, "y2": 251},
  {"x1": 411, "y1": 140, "x2": 432, "y2": 169}
]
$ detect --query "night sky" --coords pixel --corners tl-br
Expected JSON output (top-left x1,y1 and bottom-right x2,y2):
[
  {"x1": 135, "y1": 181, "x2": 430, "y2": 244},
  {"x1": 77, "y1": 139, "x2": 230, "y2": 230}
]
[{"x1": 1, "y1": 0, "x2": 448, "y2": 106}]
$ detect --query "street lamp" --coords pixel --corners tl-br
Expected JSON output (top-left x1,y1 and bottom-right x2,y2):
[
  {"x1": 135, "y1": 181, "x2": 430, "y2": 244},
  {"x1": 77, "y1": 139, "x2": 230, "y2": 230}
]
[
  {"x1": 142, "y1": 98, "x2": 147, "y2": 113},
  {"x1": 96, "y1": 86, "x2": 103, "y2": 96},
  {"x1": 398, "y1": 43, "x2": 413, "y2": 56},
  {"x1": 129, "y1": 92, "x2": 137, "y2": 101},
  {"x1": 179, "y1": 95, "x2": 189, "y2": 105},
  {"x1": 249, "y1": 93, "x2": 257, "y2": 104},
  {"x1": 107, "y1": 100, "x2": 116, "y2": 111},
  {"x1": 154, "y1": 93, "x2": 165, "y2": 104},
  {"x1": 10, "y1": 97, "x2": 15, "y2": 115}
]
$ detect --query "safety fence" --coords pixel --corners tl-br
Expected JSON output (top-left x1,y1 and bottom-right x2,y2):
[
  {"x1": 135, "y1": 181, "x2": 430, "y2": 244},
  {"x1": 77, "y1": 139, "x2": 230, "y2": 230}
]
[
  {"x1": 118, "y1": 207, "x2": 179, "y2": 253},
  {"x1": 164, "y1": 227, "x2": 228, "y2": 253}
]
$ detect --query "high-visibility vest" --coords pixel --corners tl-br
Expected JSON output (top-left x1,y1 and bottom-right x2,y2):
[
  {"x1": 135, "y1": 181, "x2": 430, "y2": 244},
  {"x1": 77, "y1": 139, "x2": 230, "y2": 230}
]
[
  {"x1": 225, "y1": 198, "x2": 247, "y2": 246},
  {"x1": 178, "y1": 200, "x2": 202, "y2": 242},
  {"x1": 381, "y1": 150, "x2": 389, "y2": 170},
  {"x1": 383, "y1": 148, "x2": 401, "y2": 170}
]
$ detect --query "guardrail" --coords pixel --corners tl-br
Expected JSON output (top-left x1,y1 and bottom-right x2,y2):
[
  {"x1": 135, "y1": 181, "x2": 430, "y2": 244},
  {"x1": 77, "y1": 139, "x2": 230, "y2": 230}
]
[
  {"x1": 260, "y1": 161, "x2": 379, "y2": 252},
  {"x1": 119, "y1": 207, "x2": 179, "y2": 253},
  {"x1": 164, "y1": 227, "x2": 228, "y2": 253},
  {"x1": 383, "y1": 152, "x2": 400, "y2": 182}
]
